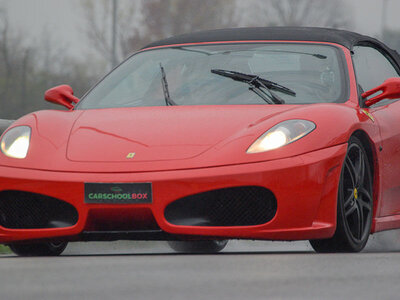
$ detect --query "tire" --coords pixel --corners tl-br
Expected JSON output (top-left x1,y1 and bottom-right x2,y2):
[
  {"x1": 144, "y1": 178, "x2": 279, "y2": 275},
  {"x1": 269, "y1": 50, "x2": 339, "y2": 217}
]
[
  {"x1": 9, "y1": 241, "x2": 68, "y2": 256},
  {"x1": 167, "y1": 240, "x2": 228, "y2": 253},
  {"x1": 310, "y1": 136, "x2": 373, "y2": 253}
]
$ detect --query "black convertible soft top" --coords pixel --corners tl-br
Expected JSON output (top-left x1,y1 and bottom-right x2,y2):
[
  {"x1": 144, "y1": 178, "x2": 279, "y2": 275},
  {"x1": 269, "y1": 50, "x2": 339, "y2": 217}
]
[{"x1": 143, "y1": 27, "x2": 400, "y2": 67}]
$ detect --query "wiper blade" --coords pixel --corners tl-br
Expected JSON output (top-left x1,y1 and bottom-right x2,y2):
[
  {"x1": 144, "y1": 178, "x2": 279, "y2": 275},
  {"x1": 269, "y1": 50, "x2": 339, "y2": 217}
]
[
  {"x1": 253, "y1": 49, "x2": 327, "y2": 59},
  {"x1": 210, "y1": 69, "x2": 279, "y2": 104},
  {"x1": 211, "y1": 69, "x2": 296, "y2": 98},
  {"x1": 160, "y1": 63, "x2": 177, "y2": 106},
  {"x1": 205, "y1": 49, "x2": 326, "y2": 59}
]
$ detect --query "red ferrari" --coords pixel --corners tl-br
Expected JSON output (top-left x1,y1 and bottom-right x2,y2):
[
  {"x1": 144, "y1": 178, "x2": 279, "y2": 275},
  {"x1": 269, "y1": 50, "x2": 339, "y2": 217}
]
[{"x1": 1, "y1": 27, "x2": 400, "y2": 255}]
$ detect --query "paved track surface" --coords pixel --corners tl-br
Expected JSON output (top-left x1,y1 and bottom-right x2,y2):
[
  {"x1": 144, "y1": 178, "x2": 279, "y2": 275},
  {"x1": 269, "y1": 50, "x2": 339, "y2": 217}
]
[{"x1": 1, "y1": 232, "x2": 400, "y2": 300}]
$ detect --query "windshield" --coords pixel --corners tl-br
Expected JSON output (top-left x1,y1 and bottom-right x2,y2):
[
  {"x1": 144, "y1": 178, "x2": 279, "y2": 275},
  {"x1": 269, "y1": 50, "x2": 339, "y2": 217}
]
[{"x1": 78, "y1": 43, "x2": 349, "y2": 109}]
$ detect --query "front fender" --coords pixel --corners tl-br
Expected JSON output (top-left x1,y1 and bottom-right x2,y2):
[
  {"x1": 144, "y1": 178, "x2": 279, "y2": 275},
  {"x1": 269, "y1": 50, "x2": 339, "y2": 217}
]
[{"x1": 223, "y1": 103, "x2": 381, "y2": 165}]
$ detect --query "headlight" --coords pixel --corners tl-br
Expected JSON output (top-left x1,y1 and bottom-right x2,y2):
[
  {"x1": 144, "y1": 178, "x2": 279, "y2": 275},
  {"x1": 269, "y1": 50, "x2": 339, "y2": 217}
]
[
  {"x1": 247, "y1": 120, "x2": 315, "y2": 153},
  {"x1": 0, "y1": 126, "x2": 31, "y2": 159}
]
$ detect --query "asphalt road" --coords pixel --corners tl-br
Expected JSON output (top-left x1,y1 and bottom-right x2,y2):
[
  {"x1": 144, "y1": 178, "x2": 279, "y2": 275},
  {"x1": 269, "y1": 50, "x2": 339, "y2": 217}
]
[{"x1": 1, "y1": 232, "x2": 400, "y2": 300}]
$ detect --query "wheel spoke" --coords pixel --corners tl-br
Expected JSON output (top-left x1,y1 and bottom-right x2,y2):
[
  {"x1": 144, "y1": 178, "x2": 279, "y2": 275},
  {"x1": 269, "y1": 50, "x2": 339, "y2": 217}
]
[
  {"x1": 345, "y1": 202, "x2": 357, "y2": 217},
  {"x1": 357, "y1": 149, "x2": 365, "y2": 186},
  {"x1": 358, "y1": 187, "x2": 372, "y2": 202},
  {"x1": 358, "y1": 187, "x2": 372, "y2": 212},
  {"x1": 360, "y1": 200, "x2": 372, "y2": 212},
  {"x1": 344, "y1": 192, "x2": 354, "y2": 209},
  {"x1": 355, "y1": 200, "x2": 364, "y2": 240},
  {"x1": 345, "y1": 157, "x2": 356, "y2": 187}
]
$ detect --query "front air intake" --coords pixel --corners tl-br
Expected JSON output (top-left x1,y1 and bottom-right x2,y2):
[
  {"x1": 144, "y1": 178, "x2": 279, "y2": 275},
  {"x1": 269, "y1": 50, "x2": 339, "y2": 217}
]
[
  {"x1": 0, "y1": 191, "x2": 78, "y2": 229},
  {"x1": 165, "y1": 186, "x2": 277, "y2": 227}
]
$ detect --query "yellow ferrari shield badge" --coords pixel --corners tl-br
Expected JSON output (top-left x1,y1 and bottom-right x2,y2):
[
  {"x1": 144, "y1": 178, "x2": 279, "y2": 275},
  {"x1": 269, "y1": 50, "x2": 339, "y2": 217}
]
[
  {"x1": 361, "y1": 109, "x2": 374, "y2": 122},
  {"x1": 126, "y1": 152, "x2": 136, "y2": 159}
]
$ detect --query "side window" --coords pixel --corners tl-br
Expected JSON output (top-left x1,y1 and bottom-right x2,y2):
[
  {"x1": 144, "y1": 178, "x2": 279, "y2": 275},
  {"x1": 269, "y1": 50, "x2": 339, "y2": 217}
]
[{"x1": 352, "y1": 46, "x2": 399, "y2": 94}]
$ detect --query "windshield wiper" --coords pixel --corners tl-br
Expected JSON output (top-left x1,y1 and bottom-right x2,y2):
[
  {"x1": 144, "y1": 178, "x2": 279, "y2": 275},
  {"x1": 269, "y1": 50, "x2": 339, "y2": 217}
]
[
  {"x1": 275, "y1": 50, "x2": 327, "y2": 59},
  {"x1": 160, "y1": 63, "x2": 177, "y2": 106},
  {"x1": 223, "y1": 49, "x2": 327, "y2": 59},
  {"x1": 211, "y1": 69, "x2": 296, "y2": 104},
  {"x1": 211, "y1": 69, "x2": 279, "y2": 104}
]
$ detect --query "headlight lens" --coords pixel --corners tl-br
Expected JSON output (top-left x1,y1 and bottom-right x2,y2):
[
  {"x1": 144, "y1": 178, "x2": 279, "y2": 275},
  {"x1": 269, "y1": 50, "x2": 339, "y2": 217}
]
[
  {"x1": 0, "y1": 126, "x2": 31, "y2": 159},
  {"x1": 247, "y1": 120, "x2": 316, "y2": 153}
]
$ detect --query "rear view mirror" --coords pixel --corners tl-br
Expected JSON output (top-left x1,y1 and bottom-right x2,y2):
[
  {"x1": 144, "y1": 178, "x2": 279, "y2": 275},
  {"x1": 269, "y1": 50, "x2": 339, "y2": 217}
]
[
  {"x1": 362, "y1": 77, "x2": 400, "y2": 107},
  {"x1": 45, "y1": 85, "x2": 80, "y2": 109}
]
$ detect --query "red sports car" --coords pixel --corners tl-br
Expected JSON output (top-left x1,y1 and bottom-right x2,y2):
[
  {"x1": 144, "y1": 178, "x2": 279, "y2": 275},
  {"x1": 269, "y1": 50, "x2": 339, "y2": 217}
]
[{"x1": 1, "y1": 27, "x2": 400, "y2": 255}]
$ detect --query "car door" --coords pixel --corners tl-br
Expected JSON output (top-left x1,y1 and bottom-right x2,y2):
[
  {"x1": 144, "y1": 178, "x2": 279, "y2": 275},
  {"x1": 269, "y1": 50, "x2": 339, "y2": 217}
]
[{"x1": 352, "y1": 44, "x2": 400, "y2": 217}]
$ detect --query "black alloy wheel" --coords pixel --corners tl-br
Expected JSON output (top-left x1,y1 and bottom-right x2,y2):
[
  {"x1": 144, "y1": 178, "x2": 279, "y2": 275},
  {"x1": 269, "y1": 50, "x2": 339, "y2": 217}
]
[
  {"x1": 167, "y1": 240, "x2": 228, "y2": 253},
  {"x1": 310, "y1": 136, "x2": 373, "y2": 252},
  {"x1": 9, "y1": 241, "x2": 68, "y2": 256}
]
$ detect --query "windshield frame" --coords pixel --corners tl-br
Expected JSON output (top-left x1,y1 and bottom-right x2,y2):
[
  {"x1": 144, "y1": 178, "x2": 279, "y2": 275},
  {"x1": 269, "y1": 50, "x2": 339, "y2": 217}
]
[{"x1": 75, "y1": 41, "x2": 350, "y2": 110}]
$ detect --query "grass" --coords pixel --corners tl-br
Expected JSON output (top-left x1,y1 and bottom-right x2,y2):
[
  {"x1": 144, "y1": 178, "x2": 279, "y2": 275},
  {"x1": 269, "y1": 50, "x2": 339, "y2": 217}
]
[{"x1": 0, "y1": 244, "x2": 11, "y2": 254}]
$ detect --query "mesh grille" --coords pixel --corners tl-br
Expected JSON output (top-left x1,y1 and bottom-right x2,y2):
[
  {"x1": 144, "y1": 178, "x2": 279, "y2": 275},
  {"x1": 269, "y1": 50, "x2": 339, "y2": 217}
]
[
  {"x1": 165, "y1": 186, "x2": 277, "y2": 227},
  {"x1": 0, "y1": 191, "x2": 78, "y2": 229}
]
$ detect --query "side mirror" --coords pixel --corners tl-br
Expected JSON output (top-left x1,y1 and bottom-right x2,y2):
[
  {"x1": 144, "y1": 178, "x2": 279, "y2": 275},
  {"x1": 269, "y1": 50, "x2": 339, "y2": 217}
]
[
  {"x1": 362, "y1": 77, "x2": 400, "y2": 107},
  {"x1": 44, "y1": 85, "x2": 80, "y2": 109}
]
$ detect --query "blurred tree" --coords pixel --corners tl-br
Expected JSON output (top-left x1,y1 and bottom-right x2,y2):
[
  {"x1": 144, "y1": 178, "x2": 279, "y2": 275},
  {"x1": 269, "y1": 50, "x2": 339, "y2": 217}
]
[
  {"x1": 80, "y1": 0, "x2": 142, "y2": 63},
  {"x1": 382, "y1": 28, "x2": 400, "y2": 53},
  {"x1": 80, "y1": 0, "x2": 236, "y2": 62},
  {"x1": 80, "y1": 0, "x2": 353, "y2": 65},
  {"x1": 235, "y1": 0, "x2": 352, "y2": 28},
  {"x1": 129, "y1": 0, "x2": 236, "y2": 49},
  {"x1": 0, "y1": 6, "x2": 102, "y2": 119}
]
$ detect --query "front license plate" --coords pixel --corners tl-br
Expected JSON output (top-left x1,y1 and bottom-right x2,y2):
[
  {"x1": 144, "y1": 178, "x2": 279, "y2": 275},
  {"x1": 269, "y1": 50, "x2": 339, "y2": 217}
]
[{"x1": 84, "y1": 183, "x2": 152, "y2": 204}]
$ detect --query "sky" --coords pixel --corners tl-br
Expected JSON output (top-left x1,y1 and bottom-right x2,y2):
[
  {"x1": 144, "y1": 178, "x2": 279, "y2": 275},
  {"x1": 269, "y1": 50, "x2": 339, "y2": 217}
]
[{"x1": 2, "y1": 0, "x2": 400, "y2": 61}]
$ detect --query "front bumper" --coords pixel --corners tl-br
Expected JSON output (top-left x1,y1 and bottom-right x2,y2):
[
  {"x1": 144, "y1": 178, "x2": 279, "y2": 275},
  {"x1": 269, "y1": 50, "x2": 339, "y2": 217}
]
[{"x1": 0, "y1": 144, "x2": 347, "y2": 243}]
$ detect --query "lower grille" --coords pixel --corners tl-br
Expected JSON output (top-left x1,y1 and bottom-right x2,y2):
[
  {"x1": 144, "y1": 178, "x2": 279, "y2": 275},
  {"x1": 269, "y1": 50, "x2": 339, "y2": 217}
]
[
  {"x1": 0, "y1": 191, "x2": 78, "y2": 229},
  {"x1": 165, "y1": 186, "x2": 277, "y2": 227}
]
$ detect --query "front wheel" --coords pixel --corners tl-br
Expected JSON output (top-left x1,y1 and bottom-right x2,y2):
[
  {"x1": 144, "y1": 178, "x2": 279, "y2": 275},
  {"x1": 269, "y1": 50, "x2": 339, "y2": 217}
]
[
  {"x1": 167, "y1": 240, "x2": 228, "y2": 253},
  {"x1": 9, "y1": 241, "x2": 68, "y2": 256},
  {"x1": 310, "y1": 136, "x2": 373, "y2": 253}
]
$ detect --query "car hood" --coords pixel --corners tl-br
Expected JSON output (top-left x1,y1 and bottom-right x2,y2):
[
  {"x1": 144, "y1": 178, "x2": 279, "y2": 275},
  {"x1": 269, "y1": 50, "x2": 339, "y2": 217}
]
[
  {"x1": 66, "y1": 106, "x2": 294, "y2": 163},
  {"x1": 1, "y1": 104, "x2": 357, "y2": 173}
]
